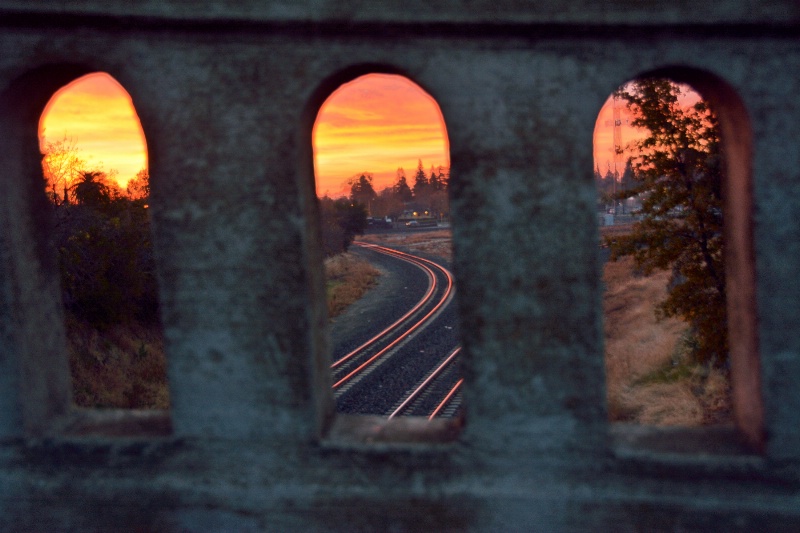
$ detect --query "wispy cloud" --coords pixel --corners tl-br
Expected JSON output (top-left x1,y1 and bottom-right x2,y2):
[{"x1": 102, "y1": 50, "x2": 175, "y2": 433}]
[
  {"x1": 313, "y1": 74, "x2": 450, "y2": 195},
  {"x1": 593, "y1": 82, "x2": 702, "y2": 175},
  {"x1": 39, "y1": 72, "x2": 148, "y2": 187}
]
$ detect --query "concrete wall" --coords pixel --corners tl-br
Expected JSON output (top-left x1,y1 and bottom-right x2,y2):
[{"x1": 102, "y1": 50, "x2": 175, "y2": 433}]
[{"x1": 1, "y1": 2, "x2": 799, "y2": 530}]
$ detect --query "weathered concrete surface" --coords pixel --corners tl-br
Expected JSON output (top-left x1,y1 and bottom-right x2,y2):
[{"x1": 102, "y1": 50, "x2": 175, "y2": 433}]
[
  {"x1": 0, "y1": 0, "x2": 799, "y2": 25},
  {"x1": 1, "y1": 3, "x2": 800, "y2": 530}
]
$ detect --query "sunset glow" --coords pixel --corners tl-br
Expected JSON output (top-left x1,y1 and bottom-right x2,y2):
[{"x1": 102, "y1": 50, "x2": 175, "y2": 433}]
[
  {"x1": 39, "y1": 72, "x2": 148, "y2": 188},
  {"x1": 313, "y1": 74, "x2": 449, "y2": 197},
  {"x1": 593, "y1": 82, "x2": 701, "y2": 175}
]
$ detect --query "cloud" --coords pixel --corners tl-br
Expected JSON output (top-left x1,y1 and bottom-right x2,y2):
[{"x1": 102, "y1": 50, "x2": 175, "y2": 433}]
[
  {"x1": 313, "y1": 73, "x2": 449, "y2": 196},
  {"x1": 593, "y1": 82, "x2": 703, "y2": 174},
  {"x1": 39, "y1": 72, "x2": 148, "y2": 186}
]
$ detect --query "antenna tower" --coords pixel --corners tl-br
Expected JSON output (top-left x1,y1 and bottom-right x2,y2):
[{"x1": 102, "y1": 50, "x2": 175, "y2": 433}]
[{"x1": 612, "y1": 95, "x2": 623, "y2": 213}]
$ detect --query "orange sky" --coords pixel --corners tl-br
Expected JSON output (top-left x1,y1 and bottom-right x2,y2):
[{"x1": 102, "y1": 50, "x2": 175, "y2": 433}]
[
  {"x1": 593, "y1": 82, "x2": 701, "y2": 176},
  {"x1": 38, "y1": 73, "x2": 700, "y2": 193},
  {"x1": 313, "y1": 74, "x2": 450, "y2": 198},
  {"x1": 39, "y1": 72, "x2": 148, "y2": 188}
]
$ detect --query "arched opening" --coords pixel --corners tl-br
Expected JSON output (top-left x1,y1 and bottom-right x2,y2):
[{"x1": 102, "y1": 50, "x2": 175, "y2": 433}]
[
  {"x1": 309, "y1": 70, "x2": 461, "y2": 441},
  {"x1": 39, "y1": 72, "x2": 168, "y2": 411},
  {"x1": 594, "y1": 70, "x2": 761, "y2": 450}
]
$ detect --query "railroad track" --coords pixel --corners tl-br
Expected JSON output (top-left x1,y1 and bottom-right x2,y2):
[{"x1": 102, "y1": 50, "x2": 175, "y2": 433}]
[
  {"x1": 332, "y1": 243, "x2": 461, "y2": 418},
  {"x1": 387, "y1": 347, "x2": 463, "y2": 419}
]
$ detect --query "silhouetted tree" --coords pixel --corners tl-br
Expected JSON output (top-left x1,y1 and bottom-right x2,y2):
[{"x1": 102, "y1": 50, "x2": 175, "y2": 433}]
[
  {"x1": 393, "y1": 167, "x2": 413, "y2": 202},
  {"x1": 73, "y1": 171, "x2": 112, "y2": 208},
  {"x1": 412, "y1": 159, "x2": 429, "y2": 199},
  {"x1": 318, "y1": 196, "x2": 368, "y2": 256},
  {"x1": 127, "y1": 168, "x2": 150, "y2": 201},
  {"x1": 372, "y1": 186, "x2": 404, "y2": 219},
  {"x1": 594, "y1": 165, "x2": 606, "y2": 209},
  {"x1": 348, "y1": 172, "x2": 377, "y2": 210},
  {"x1": 620, "y1": 159, "x2": 635, "y2": 195},
  {"x1": 429, "y1": 164, "x2": 442, "y2": 191},
  {"x1": 41, "y1": 135, "x2": 84, "y2": 205},
  {"x1": 607, "y1": 78, "x2": 726, "y2": 365},
  {"x1": 437, "y1": 165, "x2": 450, "y2": 191}
]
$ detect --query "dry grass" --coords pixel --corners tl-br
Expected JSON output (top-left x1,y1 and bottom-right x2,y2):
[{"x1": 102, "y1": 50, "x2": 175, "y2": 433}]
[
  {"x1": 325, "y1": 251, "x2": 381, "y2": 318},
  {"x1": 359, "y1": 229, "x2": 453, "y2": 262},
  {"x1": 65, "y1": 252, "x2": 380, "y2": 409},
  {"x1": 65, "y1": 228, "x2": 731, "y2": 424},
  {"x1": 604, "y1": 256, "x2": 732, "y2": 425},
  {"x1": 67, "y1": 315, "x2": 169, "y2": 409}
]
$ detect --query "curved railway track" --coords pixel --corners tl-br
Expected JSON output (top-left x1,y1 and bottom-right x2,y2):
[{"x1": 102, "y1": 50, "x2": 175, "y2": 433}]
[
  {"x1": 387, "y1": 347, "x2": 463, "y2": 419},
  {"x1": 332, "y1": 242, "x2": 462, "y2": 419}
]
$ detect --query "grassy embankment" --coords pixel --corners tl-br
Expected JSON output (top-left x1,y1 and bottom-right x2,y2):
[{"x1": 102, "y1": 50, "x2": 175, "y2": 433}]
[
  {"x1": 67, "y1": 314, "x2": 169, "y2": 409},
  {"x1": 324, "y1": 251, "x2": 382, "y2": 318},
  {"x1": 601, "y1": 225, "x2": 731, "y2": 425},
  {"x1": 69, "y1": 227, "x2": 729, "y2": 423},
  {"x1": 68, "y1": 251, "x2": 380, "y2": 408},
  {"x1": 365, "y1": 227, "x2": 731, "y2": 425}
]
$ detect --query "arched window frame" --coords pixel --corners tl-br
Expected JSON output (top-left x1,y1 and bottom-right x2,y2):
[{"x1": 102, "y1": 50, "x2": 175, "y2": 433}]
[
  {"x1": 0, "y1": 64, "x2": 170, "y2": 438},
  {"x1": 299, "y1": 65, "x2": 462, "y2": 445},
  {"x1": 600, "y1": 67, "x2": 762, "y2": 452}
]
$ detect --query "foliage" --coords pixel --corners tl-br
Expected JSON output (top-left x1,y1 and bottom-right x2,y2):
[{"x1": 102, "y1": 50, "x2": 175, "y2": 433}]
[
  {"x1": 348, "y1": 172, "x2": 377, "y2": 207},
  {"x1": 324, "y1": 252, "x2": 381, "y2": 318},
  {"x1": 44, "y1": 156, "x2": 159, "y2": 330},
  {"x1": 54, "y1": 187, "x2": 159, "y2": 328},
  {"x1": 41, "y1": 135, "x2": 85, "y2": 205},
  {"x1": 393, "y1": 167, "x2": 413, "y2": 202},
  {"x1": 607, "y1": 78, "x2": 727, "y2": 365},
  {"x1": 41, "y1": 140, "x2": 165, "y2": 407},
  {"x1": 320, "y1": 159, "x2": 450, "y2": 227},
  {"x1": 72, "y1": 170, "x2": 113, "y2": 208},
  {"x1": 126, "y1": 168, "x2": 150, "y2": 200},
  {"x1": 595, "y1": 161, "x2": 634, "y2": 210},
  {"x1": 594, "y1": 165, "x2": 614, "y2": 204},
  {"x1": 318, "y1": 197, "x2": 368, "y2": 256},
  {"x1": 372, "y1": 186, "x2": 405, "y2": 220},
  {"x1": 67, "y1": 315, "x2": 168, "y2": 408},
  {"x1": 412, "y1": 159, "x2": 429, "y2": 198}
]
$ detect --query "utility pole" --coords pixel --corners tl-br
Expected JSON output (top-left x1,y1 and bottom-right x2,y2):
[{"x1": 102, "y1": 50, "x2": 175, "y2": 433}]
[{"x1": 612, "y1": 95, "x2": 623, "y2": 215}]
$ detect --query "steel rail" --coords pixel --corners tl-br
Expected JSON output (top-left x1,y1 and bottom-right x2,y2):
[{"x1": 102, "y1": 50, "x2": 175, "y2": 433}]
[
  {"x1": 331, "y1": 243, "x2": 436, "y2": 369},
  {"x1": 332, "y1": 243, "x2": 455, "y2": 390},
  {"x1": 428, "y1": 378, "x2": 463, "y2": 420},
  {"x1": 387, "y1": 346, "x2": 461, "y2": 419}
]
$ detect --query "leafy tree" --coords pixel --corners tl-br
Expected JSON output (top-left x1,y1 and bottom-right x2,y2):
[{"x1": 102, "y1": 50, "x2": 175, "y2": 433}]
[
  {"x1": 318, "y1": 196, "x2": 368, "y2": 256},
  {"x1": 73, "y1": 170, "x2": 112, "y2": 208},
  {"x1": 348, "y1": 172, "x2": 377, "y2": 209},
  {"x1": 372, "y1": 186, "x2": 405, "y2": 220},
  {"x1": 41, "y1": 135, "x2": 84, "y2": 205},
  {"x1": 428, "y1": 189, "x2": 449, "y2": 220},
  {"x1": 52, "y1": 168, "x2": 159, "y2": 328},
  {"x1": 127, "y1": 168, "x2": 150, "y2": 201},
  {"x1": 607, "y1": 78, "x2": 726, "y2": 365}
]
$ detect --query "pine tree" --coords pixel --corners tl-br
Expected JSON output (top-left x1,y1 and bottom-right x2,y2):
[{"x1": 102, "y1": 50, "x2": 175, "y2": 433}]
[
  {"x1": 429, "y1": 164, "x2": 442, "y2": 191},
  {"x1": 348, "y1": 172, "x2": 377, "y2": 209},
  {"x1": 412, "y1": 159, "x2": 428, "y2": 199},
  {"x1": 437, "y1": 165, "x2": 449, "y2": 191},
  {"x1": 393, "y1": 167, "x2": 413, "y2": 202}
]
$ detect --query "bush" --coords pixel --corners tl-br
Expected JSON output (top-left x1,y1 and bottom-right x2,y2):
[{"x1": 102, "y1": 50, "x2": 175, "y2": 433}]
[
  {"x1": 318, "y1": 197, "x2": 368, "y2": 257},
  {"x1": 54, "y1": 197, "x2": 159, "y2": 328}
]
